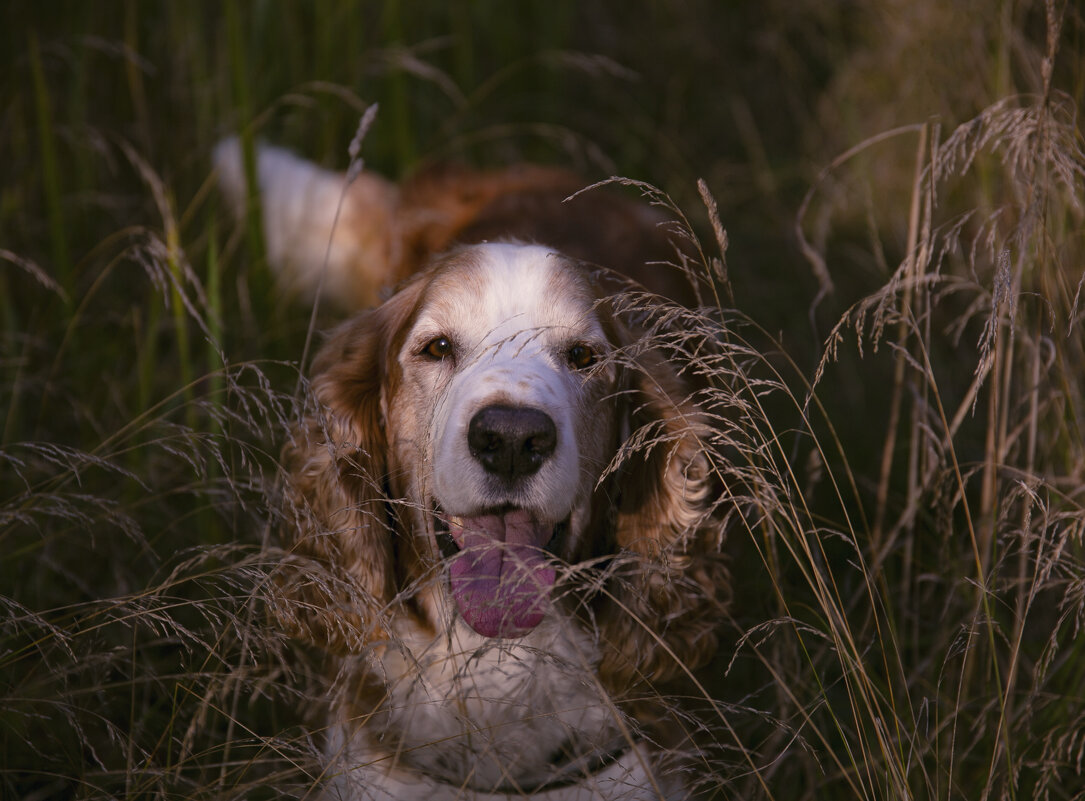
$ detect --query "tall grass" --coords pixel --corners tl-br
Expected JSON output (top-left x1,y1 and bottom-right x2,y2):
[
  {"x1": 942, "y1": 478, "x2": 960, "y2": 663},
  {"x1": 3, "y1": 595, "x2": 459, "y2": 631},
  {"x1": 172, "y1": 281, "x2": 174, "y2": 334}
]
[
  {"x1": 2, "y1": 2, "x2": 1083, "y2": 799},
  {"x1": 741, "y1": 2, "x2": 1085, "y2": 797}
]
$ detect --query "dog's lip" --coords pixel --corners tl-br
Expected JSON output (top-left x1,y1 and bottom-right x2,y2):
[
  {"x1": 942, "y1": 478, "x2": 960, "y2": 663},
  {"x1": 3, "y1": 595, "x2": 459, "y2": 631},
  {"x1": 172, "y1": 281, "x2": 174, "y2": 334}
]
[{"x1": 434, "y1": 505, "x2": 569, "y2": 559}]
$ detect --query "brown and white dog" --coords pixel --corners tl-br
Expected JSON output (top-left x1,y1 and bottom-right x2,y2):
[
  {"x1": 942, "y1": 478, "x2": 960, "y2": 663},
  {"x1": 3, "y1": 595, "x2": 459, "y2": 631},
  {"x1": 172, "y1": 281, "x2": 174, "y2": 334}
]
[{"x1": 215, "y1": 142, "x2": 728, "y2": 800}]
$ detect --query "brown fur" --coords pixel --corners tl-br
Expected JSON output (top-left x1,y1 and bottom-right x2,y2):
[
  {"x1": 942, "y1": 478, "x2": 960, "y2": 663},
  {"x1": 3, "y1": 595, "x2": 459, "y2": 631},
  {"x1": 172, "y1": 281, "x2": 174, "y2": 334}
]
[{"x1": 375, "y1": 163, "x2": 698, "y2": 307}]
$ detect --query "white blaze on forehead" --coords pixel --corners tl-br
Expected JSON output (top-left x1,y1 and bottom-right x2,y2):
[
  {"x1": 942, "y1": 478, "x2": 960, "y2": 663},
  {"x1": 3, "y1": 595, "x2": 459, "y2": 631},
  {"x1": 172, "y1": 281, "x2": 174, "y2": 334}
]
[{"x1": 417, "y1": 243, "x2": 604, "y2": 352}]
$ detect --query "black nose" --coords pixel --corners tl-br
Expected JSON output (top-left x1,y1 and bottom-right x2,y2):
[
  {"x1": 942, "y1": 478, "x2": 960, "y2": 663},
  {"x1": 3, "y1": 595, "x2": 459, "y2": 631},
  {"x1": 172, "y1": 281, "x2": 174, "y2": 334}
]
[{"x1": 468, "y1": 405, "x2": 557, "y2": 480}]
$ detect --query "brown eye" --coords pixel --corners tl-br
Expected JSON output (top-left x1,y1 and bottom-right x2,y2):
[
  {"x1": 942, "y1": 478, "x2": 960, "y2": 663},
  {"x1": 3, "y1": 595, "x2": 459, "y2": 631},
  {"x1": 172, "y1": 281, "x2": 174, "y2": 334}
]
[
  {"x1": 568, "y1": 343, "x2": 597, "y2": 370},
  {"x1": 423, "y1": 336, "x2": 454, "y2": 360}
]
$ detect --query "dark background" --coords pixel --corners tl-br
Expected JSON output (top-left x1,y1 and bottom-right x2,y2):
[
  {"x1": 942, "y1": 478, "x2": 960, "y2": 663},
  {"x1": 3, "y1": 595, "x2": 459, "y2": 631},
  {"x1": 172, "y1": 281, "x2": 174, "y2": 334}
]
[{"x1": 2, "y1": 3, "x2": 1083, "y2": 799}]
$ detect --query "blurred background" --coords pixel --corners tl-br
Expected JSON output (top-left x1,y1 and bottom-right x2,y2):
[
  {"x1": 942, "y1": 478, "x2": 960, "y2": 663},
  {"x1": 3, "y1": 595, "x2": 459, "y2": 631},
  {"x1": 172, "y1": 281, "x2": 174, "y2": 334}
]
[{"x1": 2, "y1": 2, "x2": 1083, "y2": 799}]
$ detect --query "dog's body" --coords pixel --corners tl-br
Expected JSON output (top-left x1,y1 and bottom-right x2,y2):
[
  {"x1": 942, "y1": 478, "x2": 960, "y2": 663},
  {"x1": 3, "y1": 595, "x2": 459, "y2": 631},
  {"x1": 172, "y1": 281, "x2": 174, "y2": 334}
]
[
  {"x1": 213, "y1": 139, "x2": 699, "y2": 309},
  {"x1": 216, "y1": 144, "x2": 728, "y2": 800}
]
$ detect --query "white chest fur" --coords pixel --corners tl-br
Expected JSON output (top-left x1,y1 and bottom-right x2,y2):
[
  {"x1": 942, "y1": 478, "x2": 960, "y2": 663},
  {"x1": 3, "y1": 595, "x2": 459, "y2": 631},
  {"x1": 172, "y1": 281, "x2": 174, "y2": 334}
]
[{"x1": 322, "y1": 612, "x2": 682, "y2": 800}]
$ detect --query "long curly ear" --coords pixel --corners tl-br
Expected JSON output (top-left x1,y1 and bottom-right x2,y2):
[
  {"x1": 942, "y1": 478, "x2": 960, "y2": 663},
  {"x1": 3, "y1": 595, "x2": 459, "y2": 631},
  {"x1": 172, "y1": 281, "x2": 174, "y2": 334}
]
[
  {"x1": 597, "y1": 326, "x2": 730, "y2": 688},
  {"x1": 274, "y1": 285, "x2": 422, "y2": 654}
]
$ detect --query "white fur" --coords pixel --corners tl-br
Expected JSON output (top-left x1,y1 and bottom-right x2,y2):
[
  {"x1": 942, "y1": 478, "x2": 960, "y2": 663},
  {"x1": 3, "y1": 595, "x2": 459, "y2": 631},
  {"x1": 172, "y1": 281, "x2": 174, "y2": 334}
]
[{"x1": 325, "y1": 615, "x2": 646, "y2": 800}]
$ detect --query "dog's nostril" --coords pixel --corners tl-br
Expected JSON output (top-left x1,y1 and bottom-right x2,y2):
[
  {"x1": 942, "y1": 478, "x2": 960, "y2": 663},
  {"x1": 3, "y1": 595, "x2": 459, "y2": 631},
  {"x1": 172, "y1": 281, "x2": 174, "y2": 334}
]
[{"x1": 468, "y1": 405, "x2": 557, "y2": 479}]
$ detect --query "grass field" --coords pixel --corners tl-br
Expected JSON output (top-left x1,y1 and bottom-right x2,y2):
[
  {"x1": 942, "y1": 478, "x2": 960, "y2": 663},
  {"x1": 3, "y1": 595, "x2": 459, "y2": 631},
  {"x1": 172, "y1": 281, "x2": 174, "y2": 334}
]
[{"x1": 3, "y1": 2, "x2": 1084, "y2": 798}]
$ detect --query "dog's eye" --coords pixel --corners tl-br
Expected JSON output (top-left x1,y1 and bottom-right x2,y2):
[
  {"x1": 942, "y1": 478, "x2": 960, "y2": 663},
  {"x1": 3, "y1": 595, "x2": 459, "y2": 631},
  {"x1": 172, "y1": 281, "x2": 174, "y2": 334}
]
[
  {"x1": 422, "y1": 336, "x2": 454, "y2": 360},
  {"x1": 567, "y1": 343, "x2": 597, "y2": 370}
]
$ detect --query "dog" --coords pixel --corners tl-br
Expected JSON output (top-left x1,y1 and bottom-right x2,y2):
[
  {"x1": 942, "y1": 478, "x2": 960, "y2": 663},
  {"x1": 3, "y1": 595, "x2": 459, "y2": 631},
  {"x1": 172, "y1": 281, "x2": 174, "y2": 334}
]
[{"x1": 216, "y1": 142, "x2": 729, "y2": 800}]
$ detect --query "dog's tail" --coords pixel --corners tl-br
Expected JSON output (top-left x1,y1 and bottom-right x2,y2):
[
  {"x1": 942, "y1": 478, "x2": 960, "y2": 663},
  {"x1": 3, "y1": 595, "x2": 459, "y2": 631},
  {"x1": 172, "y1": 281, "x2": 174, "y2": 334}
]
[{"x1": 213, "y1": 137, "x2": 400, "y2": 309}]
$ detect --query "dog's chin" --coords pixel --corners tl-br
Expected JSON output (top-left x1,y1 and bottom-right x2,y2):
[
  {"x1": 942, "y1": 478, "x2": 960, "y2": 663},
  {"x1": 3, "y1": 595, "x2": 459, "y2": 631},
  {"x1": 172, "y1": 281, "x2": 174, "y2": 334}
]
[{"x1": 434, "y1": 504, "x2": 570, "y2": 639}]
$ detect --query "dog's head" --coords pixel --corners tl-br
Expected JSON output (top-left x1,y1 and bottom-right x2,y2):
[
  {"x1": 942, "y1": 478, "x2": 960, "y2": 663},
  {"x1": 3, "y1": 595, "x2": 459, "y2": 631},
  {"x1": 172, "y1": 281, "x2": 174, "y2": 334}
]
[{"x1": 279, "y1": 242, "x2": 727, "y2": 683}]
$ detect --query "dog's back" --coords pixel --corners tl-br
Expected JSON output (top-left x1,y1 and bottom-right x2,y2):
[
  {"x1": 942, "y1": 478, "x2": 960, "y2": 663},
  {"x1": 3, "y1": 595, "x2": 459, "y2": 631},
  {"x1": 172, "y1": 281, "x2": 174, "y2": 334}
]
[{"x1": 214, "y1": 139, "x2": 698, "y2": 310}]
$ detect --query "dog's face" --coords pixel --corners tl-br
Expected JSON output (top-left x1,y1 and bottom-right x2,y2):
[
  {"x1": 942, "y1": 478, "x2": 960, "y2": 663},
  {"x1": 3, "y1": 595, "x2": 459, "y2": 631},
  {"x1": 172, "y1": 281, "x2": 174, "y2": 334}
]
[
  {"x1": 282, "y1": 240, "x2": 726, "y2": 688},
  {"x1": 384, "y1": 243, "x2": 620, "y2": 637}
]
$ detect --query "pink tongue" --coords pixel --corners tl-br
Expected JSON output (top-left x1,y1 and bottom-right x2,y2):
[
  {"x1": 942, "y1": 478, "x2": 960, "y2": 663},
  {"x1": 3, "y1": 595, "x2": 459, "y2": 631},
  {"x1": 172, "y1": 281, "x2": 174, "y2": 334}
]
[{"x1": 447, "y1": 509, "x2": 556, "y2": 638}]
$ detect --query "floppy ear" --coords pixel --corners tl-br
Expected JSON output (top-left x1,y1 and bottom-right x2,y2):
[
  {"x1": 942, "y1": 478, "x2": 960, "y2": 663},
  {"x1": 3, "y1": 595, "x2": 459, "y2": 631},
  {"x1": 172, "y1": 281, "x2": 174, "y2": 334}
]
[
  {"x1": 274, "y1": 283, "x2": 422, "y2": 653},
  {"x1": 597, "y1": 325, "x2": 731, "y2": 687},
  {"x1": 213, "y1": 137, "x2": 399, "y2": 308}
]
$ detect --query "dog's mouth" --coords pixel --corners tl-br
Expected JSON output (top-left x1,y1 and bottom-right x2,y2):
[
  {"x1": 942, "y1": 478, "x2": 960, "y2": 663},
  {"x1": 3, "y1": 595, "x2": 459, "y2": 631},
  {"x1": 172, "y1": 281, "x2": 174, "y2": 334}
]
[{"x1": 436, "y1": 508, "x2": 568, "y2": 639}]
